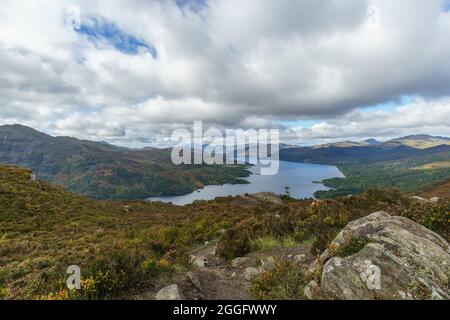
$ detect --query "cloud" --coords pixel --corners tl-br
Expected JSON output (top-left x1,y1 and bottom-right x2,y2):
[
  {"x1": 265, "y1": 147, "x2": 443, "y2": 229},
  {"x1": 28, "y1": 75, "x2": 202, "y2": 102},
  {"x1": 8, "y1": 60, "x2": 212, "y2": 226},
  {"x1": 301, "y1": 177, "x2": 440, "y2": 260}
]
[
  {"x1": 287, "y1": 97, "x2": 450, "y2": 144},
  {"x1": 1, "y1": 0, "x2": 450, "y2": 145}
]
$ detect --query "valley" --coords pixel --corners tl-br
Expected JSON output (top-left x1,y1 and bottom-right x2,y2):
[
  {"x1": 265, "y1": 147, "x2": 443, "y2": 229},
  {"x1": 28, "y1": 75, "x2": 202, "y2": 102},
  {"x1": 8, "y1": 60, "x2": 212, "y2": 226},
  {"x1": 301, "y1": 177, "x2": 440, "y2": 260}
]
[
  {"x1": 280, "y1": 135, "x2": 450, "y2": 198},
  {"x1": 0, "y1": 124, "x2": 250, "y2": 200}
]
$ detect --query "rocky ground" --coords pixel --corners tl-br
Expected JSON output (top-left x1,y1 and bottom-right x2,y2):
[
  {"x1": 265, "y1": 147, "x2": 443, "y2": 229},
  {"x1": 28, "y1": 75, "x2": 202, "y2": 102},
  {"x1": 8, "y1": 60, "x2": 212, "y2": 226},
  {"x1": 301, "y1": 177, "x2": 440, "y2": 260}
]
[
  {"x1": 138, "y1": 209, "x2": 450, "y2": 300},
  {"x1": 137, "y1": 241, "x2": 314, "y2": 300}
]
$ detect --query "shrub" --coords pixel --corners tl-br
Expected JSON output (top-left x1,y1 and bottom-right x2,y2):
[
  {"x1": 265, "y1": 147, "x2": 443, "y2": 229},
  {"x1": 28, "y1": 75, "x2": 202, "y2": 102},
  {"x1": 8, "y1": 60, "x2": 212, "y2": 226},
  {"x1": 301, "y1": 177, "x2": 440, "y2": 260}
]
[
  {"x1": 0, "y1": 287, "x2": 8, "y2": 300},
  {"x1": 217, "y1": 217, "x2": 263, "y2": 259},
  {"x1": 251, "y1": 261, "x2": 306, "y2": 300},
  {"x1": 251, "y1": 235, "x2": 299, "y2": 251},
  {"x1": 141, "y1": 257, "x2": 172, "y2": 278},
  {"x1": 82, "y1": 246, "x2": 148, "y2": 299},
  {"x1": 399, "y1": 200, "x2": 450, "y2": 241}
]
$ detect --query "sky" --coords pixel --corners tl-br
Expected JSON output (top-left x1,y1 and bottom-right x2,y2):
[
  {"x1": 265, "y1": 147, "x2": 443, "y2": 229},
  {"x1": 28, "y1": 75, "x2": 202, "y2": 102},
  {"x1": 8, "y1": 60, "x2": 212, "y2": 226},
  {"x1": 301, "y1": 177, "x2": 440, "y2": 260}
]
[{"x1": 1, "y1": 0, "x2": 450, "y2": 147}]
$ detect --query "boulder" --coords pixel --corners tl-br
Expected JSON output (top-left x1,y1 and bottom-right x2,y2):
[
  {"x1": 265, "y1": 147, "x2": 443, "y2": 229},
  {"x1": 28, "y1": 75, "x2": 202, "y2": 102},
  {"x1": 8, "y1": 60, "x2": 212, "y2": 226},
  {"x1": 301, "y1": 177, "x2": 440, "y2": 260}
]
[
  {"x1": 231, "y1": 257, "x2": 251, "y2": 268},
  {"x1": 304, "y1": 281, "x2": 320, "y2": 300},
  {"x1": 260, "y1": 256, "x2": 276, "y2": 271},
  {"x1": 410, "y1": 196, "x2": 429, "y2": 202},
  {"x1": 294, "y1": 254, "x2": 306, "y2": 264},
  {"x1": 244, "y1": 267, "x2": 262, "y2": 281},
  {"x1": 156, "y1": 284, "x2": 184, "y2": 300},
  {"x1": 312, "y1": 211, "x2": 450, "y2": 300},
  {"x1": 190, "y1": 255, "x2": 207, "y2": 268},
  {"x1": 251, "y1": 192, "x2": 283, "y2": 205},
  {"x1": 186, "y1": 272, "x2": 202, "y2": 292}
]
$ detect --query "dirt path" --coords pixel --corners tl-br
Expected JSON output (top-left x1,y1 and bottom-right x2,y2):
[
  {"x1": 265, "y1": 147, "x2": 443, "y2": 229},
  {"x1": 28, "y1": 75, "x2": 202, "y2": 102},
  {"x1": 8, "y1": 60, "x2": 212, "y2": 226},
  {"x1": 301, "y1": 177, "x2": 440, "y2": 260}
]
[{"x1": 137, "y1": 242, "x2": 313, "y2": 300}]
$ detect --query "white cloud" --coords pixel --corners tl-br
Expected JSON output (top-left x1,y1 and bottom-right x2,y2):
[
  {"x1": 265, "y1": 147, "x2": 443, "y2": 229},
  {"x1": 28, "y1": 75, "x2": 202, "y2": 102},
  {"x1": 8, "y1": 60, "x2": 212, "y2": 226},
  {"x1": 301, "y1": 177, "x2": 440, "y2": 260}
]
[
  {"x1": 1, "y1": 0, "x2": 450, "y2": 145},
  {"x1": 288, "y1": 97, "x2": 450, "y2": 144}
]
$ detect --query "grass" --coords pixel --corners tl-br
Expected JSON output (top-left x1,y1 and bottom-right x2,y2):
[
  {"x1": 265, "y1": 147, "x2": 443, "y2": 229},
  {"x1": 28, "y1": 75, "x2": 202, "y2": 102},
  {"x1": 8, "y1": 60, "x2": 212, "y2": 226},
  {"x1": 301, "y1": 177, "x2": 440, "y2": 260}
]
[
  {"x1": 1, "y1": 164, "x2": 449, "y2": 300},
  {"x1": 251, "y1": 235, "x2": 300, "y2": 252},
  {"x1": 251, "y1": 260, "x2": 307, "y2": 300}
]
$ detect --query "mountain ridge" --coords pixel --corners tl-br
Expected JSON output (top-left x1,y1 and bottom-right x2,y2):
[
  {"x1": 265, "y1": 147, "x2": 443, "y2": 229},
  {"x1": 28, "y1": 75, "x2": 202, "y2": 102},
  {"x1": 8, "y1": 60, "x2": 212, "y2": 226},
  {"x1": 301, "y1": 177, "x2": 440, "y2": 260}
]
[{"x1": 0, "y1": 124, "x2": 250, "y2": 200}]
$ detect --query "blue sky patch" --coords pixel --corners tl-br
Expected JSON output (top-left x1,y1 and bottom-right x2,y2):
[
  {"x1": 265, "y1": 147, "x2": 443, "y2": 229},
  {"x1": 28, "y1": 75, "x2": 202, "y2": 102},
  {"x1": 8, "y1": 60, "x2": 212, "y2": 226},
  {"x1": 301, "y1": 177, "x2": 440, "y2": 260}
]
[
  {"x1": 275, "y1": 119, "x2": 319, "y2": 129},
  {"x1": 77, "y1": 19, "x2": 157, "y2": 58},
  {"x1": 361, "y1": 95, "x2": 419, "y2": 113},
  {"x1": 444, "y1": 0, "x2": 450, "y2": 11}
]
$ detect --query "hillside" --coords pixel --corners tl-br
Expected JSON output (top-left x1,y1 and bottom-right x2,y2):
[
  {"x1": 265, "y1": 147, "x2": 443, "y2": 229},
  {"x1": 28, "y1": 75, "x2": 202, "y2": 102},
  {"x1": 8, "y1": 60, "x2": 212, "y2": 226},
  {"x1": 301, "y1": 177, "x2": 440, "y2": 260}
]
[
  {"x1": 311, "y1": 135, "x2": 450, "y2": 150},
  {"x1": 0, "y1": 125, "x2": 250, "y2": 200},
  {"x1": 312, "y1": 139, "x2": 382, "y2": 149},
  {"x1": 0, "y1": 164, "x2": 448, "y2": 300},
  {"x1": 386, "y1": 134, "x2": 450, "y2": 149},
  {"x1": 280, "y1": 137, "x2": 450, "y2": 198}
]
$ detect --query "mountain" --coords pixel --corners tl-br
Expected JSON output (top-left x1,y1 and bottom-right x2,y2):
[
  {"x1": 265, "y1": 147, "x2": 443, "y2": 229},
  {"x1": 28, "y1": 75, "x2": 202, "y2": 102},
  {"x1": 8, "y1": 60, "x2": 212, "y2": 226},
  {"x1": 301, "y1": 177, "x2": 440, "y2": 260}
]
[
  {"x1": 312, "y1": 135, "x2": 450, "y2": 150},
  {"x1": 313, "y1": 138, "x2": 382, "y2": 149},
  {"x1": 364, "y1": 138, "x2": 382, "y2": 145},
  {"x1": 280, "y1": 137, "x2": 450, "y2": 197},
  {"x1": 385, "y1": 134, "x2": 450, "y2": 149},
  {"x1": 0, "y1": 125, "x2": 250, "y2": 200}
]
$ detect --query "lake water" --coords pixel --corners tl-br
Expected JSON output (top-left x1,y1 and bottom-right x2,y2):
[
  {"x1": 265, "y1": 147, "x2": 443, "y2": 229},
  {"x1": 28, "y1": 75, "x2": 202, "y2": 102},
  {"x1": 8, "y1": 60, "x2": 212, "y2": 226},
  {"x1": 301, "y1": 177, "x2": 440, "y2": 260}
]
[{"x1": 149, "y1": 161, "x2": 343, "y2": 205}]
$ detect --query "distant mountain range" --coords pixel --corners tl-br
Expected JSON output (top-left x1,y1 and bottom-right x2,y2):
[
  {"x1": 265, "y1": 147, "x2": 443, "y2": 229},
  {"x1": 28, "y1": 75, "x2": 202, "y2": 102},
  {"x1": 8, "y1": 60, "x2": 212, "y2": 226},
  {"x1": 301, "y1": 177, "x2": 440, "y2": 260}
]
[
  {"x1": 280, "y1": 134, "x2": 450, "y2": 197},
  {"x1": 311, "y1": 134, "x2": 450, "y2": 150},
  {"x1": 2, "y1": 124, "x2": 450, "y2": 200},
  {"x1": 0, "y1": 125, "x2": 250, "y2": 200}
]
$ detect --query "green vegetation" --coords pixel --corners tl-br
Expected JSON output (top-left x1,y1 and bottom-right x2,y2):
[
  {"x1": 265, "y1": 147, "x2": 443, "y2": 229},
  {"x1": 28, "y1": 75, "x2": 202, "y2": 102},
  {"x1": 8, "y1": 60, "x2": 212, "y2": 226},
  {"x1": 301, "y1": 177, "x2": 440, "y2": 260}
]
[
  {"x1": 251, "y1": 260, "x2": 306, "y2": 300},
  {"x1": 0, "y1": 124, "x2": 251, "y2": 200},
  {"x1": 250, "y1": 235, "x2": 299, "y2": 252},
  {"x1": 0, "y1": 165, "x2": 448, "y2": 300},
  {"x1": 316, "y1": 151, "x2": 450, "y2": 198},
  {"x1": 280, "y1": 134, "x2": 450, "y2": 198}
]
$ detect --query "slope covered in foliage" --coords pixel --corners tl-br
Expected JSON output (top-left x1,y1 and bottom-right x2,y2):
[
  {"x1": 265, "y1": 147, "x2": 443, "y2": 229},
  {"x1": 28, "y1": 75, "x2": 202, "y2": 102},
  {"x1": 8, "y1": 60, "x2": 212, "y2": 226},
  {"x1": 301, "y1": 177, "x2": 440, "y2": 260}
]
[
  {"x1": 0, "y1": 125, "x2": 250, "y2": 200},
  {"x1": 280, "y1": 139, "x2": 450, "y2": 198},
  {"x1": 0, "y1": 164, "x2": 448, "y2": 300}
]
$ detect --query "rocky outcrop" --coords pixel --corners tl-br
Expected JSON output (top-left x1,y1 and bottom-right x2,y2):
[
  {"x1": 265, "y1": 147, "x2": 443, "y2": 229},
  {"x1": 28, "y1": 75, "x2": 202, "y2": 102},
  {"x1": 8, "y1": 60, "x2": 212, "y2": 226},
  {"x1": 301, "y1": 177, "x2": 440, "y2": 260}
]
[
  {"x1": 244, "y1": 267, "x2": 262, "y2": 281},
  {"x1": 410, "y1": 196, "x2": 440, "y2": 203},
  {"x1": 251, "y1": 192, "x2": 283, "y2": 205},
  {"x1": 260, "y1": 256, "x2": 276, "y2": 272},
  {"x1": 186, "y1": 272, "x2": 202, "y2": 292},
  {"x1": 309, "y1": 211, "x2": 450, "y2": 300},
  {"x1": 231, "y1": 257, "x2": 251, "y2": 268}
]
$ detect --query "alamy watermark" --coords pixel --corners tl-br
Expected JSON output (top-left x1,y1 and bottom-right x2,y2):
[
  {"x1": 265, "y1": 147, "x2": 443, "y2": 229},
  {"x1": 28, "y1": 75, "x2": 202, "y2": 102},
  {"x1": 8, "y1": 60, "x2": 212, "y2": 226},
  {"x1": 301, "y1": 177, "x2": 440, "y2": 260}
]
[
  {"x1": 66, "y1": 265, "x2": 81, "y2": 290},
  {"x1": 171, "y1": 121, "x2": 280, "y2": 175}
]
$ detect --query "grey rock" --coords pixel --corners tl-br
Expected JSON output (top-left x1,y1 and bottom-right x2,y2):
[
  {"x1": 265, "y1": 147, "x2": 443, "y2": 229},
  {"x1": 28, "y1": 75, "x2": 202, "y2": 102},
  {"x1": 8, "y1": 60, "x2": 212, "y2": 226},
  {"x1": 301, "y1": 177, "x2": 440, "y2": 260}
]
[
  {"x1": 186, "y1": 272, "x2": 202, "y2": 292},
  {"x1": 294, "y1": 254, "x2": 306, "y2": 264},
  {"x1": 156, "y1": 284, "x2": 184, "y2": 300},
  {"x1": 312, "y1": 211, "x2": 450, "y2": 300},
  {"x1": 260, "y1": 256, "x2": 276, "y2": 271},
  {"x1": 251, "y1": 192, "x2": 283, "y2": 204},
  {"x1": 304, "y1": 281, "x2": 321, "y2": 300},
  {"x1": 430, "y1": 197, "x2": 440, "y2": 203},
  {"x1": 410, "y1": 196, "x2": 429, "y2": 202},
  {"x1": 231, "y1": 257, "x2": 251, "y2": 268},
  {"x1": 190, "y1": 255, "x2": 207, "y2": 268},
  {"x1": 244, "y1": 267, "x2": 262, "y2": 281}
]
